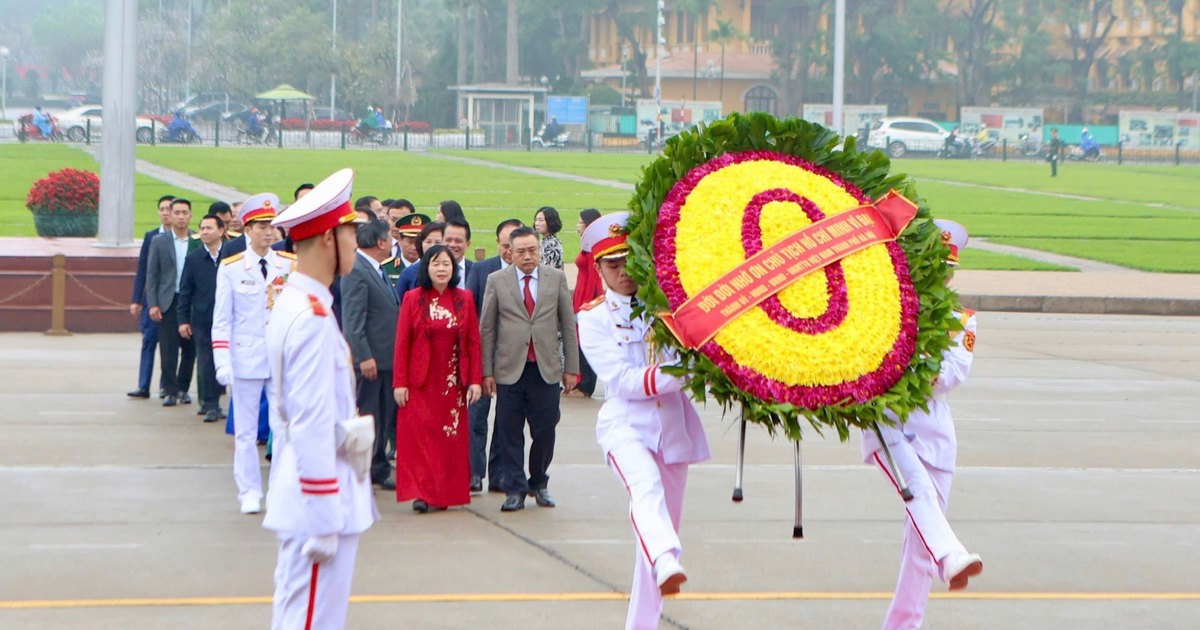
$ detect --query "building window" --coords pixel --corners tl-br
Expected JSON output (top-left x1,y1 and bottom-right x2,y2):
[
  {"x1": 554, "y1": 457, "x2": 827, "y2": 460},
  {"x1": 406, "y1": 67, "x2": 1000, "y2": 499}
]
[
  {"x1": 750, "y1": 3, "x2": 772, "y2": 41},
  {"x1": 744, "y1": 85, "x2": 778, "y2": 115}
]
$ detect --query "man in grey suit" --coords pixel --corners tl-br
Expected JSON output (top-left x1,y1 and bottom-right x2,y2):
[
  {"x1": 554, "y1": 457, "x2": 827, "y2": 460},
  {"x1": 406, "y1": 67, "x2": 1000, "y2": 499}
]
[
  {"x1": 480, "y1": 226, "x2": 580, "y2": 512},
  {"x1": 146, "y1": 198, "x2": 199, "y2": 407},
  {"x1": 341, "y1": 218, "x2": 400, "y2": 489},
  {"x1": 465, "y1": 218, "x2": 523, "y2": 493}
]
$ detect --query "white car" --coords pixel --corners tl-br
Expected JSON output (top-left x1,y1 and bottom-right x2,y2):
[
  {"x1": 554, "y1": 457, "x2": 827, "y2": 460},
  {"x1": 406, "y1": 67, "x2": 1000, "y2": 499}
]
[
  {"x1": 55, "y1": 105, "x2": 160, "y2": 143},
  {"x1": 867, "y1": 117, "x2": 949, "y2": 158}
]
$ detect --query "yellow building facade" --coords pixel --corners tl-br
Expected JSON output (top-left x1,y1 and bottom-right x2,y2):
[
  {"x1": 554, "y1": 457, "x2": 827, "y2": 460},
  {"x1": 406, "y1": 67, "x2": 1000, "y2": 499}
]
[{"x1": 584, "y1": 0, "x2": 1200, "y2": 120}]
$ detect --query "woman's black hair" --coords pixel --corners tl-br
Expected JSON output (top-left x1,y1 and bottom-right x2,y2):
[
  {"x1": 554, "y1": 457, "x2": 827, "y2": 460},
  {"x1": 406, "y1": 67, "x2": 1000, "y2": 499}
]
[
  {"x1": 536, "y1": 206, "x2": 562, "y2": 235},
  {"x1": 416, "y1": 221, "x2": 447, "y2": 257},
  {"x1": 416, "y1": 244, "x2": 459, "y2": 290}
]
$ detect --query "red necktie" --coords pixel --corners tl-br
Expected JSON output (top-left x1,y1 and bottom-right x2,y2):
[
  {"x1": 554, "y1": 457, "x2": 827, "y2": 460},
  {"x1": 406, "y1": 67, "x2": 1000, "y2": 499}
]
[{"x1": 523, "y1": 275, "x2": 536, "y2": 362}]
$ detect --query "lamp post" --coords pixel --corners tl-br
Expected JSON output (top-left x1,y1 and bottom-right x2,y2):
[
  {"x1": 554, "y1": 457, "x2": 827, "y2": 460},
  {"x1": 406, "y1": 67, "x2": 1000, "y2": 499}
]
[
  {"x1": 185, "y1": 0, "x2": 192, "y2": 101},
  {"x1": 654, "y1": 0, "x2": 664, "y2": 108},
  {"x1": 329, "y1": 0, "x2": 338, "y2": 120},
  {"x1": 0, "y1": 46, "x2": 8, "y2": 122}
]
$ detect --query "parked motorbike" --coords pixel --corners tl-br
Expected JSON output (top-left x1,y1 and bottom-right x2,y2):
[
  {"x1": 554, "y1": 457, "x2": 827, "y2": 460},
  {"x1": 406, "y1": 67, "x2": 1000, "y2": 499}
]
[
  {"x1": 16, "y1": 113, "x2": 63, "y2": 143},
  {"x1": 532, "y1": 123, "x2": 570, "y2": 148}
]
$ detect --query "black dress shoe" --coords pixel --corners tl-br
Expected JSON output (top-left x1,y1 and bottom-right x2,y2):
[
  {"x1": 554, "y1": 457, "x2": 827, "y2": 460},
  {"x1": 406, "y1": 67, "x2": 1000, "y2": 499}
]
[
  {"x1": 380, "y1": 479, "x2": 396, "y2": 491},
  {"x1": 203, "y1": 409, "x2": 221, "y2": 423},
  {"x1": 501, "y1": 493, "x2": 525, "y2": 512},
  {"x1": 532, "y1": 488, "x2": 556, "y2": 508},
  {"x1": 162, "y1": 395, "x2": 178, "y2": 407},
  {"x1": 196, "y1": 405, "x2": 208, "y2": 415},
  {"x1": 179, "y1": 393, "x2": 192, "y2": 404},
  {"x1": 412, "y1": 499, "x2": 429, "y2": 513},
  {"x1": 127, "y1": 388, "x2": 150, "y2": 399},
  {"x1": 469, "y1": 476, "x2": 483, "y2": 493},
  {"x1": 159, "y1": 389, "x2": 167, "y2": 399}
]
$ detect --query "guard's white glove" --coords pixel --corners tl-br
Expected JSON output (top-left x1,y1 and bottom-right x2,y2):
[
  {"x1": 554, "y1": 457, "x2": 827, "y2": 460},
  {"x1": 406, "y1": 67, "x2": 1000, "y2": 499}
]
[
  {"x1": 335, "y1": 414, "x2": 375, "y2": 482},
  {"x1": 301, "y1": 534, "x2": 339, "y2": 564},
  {"x1": 216, "y1": 365, "x2": 232, "y2": 386}
]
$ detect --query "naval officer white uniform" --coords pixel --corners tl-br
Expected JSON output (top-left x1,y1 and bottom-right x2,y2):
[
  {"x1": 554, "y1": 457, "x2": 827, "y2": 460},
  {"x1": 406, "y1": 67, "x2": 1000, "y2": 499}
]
[
  {"x1": 265, "y1": 168, "x2": 379, "y2": 630},
  {"x1": 576, "y1": 212, "x2": 710, "y2": 630},
  {"x1": 860, "y1": 219, "x2": 982, "y2": 629},
  {"x1": 212, "y1": 193, "x2": 296, "y2": 515}
]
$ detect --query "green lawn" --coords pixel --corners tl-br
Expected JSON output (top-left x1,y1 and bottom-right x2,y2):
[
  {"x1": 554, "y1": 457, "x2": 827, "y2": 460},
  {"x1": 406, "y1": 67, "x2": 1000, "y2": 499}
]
[
  {"x1": 133, "y1": 146, "x2": 642, "y2": 256},
  {"x1": 0, "y1": 144, "x2": 207, "y2": 237},
  {"x1": 12, "y1": 144, "x2": 1194, "y2": 271},
  {"x1": 440, "y1": 151, "x2": 1200, "y2": 272}
]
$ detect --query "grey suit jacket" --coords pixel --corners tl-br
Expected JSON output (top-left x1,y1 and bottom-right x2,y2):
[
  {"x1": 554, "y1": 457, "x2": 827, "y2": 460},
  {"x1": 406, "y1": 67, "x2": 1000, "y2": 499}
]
[
  {"x1": 341, "y1": 253, "x2": 400, "y2": 371},
  {"x1": 480, "y1": 264, "x2": 579, "y2": 385},
  {"x1": 145, "y1": 230, "x2": 195, "y2": 311}
]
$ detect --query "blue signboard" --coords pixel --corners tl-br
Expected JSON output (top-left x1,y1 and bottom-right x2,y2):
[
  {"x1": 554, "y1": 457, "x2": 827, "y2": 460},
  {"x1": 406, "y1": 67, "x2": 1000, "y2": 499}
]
[{"x1": 547, "y1": 96, "x2": 589, "y2": 125}]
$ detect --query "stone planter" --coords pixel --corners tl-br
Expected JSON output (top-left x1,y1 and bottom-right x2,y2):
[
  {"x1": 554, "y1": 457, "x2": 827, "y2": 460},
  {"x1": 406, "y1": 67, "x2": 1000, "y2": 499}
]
[{"x1": 33, "y1": 212, "x2": 99, "y2": 238}]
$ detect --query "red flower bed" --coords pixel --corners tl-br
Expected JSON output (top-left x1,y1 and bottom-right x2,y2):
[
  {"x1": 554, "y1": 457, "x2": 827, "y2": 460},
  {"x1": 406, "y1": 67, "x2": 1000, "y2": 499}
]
[
  {"x1": 26, "y1": 168, "x2": 100, "y2": 215},
  {"x1": 394, "y1": 121, "x2": 430, "y2": 133}
]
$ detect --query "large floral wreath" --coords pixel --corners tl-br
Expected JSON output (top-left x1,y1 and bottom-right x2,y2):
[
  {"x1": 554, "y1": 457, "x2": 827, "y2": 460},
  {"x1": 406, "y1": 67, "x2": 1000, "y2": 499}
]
[{"x1": 626, "y1": 113, "x2": 963, "y2": 441}]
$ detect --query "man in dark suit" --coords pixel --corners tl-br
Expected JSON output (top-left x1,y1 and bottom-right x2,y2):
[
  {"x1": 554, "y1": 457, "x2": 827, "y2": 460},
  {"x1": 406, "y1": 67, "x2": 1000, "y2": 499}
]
[
  {"x1": 480, "y1": 226, "x2": 580, "y2": 512},
  {"x1": 178, "y1": 214, "x2": 226, "y2": 422},
  {"x1": 127, "y1": 195, "x2": 175, "y2": 399},
  {"x1": 465, "y1": 218, "x2": 522, "y2": 493},
  {"x1": 146, "y1": 198, "x2": 199, "y2": 407},
  {"x1": 341, "y1": 218, "x2": 400, "y2": 489}
]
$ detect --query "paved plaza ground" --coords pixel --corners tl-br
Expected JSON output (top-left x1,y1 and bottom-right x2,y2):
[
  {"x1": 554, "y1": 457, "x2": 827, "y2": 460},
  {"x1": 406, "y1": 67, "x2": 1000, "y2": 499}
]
[{"x1": 1, "y1": 311, "x2": 1198, "y2": 629}]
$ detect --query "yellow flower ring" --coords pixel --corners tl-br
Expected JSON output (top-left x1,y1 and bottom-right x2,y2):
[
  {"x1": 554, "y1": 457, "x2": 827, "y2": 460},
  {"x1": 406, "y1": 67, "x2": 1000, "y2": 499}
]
[{"x1": 654, "y1": 150, "x2": 919, "y2": 409}]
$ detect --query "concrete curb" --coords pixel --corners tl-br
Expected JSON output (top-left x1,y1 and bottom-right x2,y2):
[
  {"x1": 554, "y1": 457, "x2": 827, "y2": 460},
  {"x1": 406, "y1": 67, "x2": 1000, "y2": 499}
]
[{"x1": 960, "y1": 294, "x2": 1200, "y2": 316}]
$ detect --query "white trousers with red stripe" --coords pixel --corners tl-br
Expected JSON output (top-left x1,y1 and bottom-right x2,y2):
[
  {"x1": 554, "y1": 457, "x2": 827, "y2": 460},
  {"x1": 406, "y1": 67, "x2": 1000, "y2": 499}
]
[
  {"x1": 871, "y1": 440, "x2": 961, "y2": 630},
  {"x1": 606, "y1": 441, "x2": 688, "y2": 630},
  {"x1": 232, "y1": 377, "x2": 265, "y2": 503},
  {"x1": 271, "y1": 534, "x2": 360, "y2": 630}
]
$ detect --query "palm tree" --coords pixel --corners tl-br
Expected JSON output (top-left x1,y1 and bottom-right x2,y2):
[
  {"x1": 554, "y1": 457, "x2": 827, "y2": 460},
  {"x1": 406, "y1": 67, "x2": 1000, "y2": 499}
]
[
  {"x1": 676, "y1": 0, "x2": 717, "y2": 100},
  {"x1": 708, "y1": 17, "x2": 745, "y2": 102}
]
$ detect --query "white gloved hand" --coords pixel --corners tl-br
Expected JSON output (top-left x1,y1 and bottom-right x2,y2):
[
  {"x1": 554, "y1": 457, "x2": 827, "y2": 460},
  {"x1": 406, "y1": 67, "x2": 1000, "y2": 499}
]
[
  {"x1": 335, "y1": 414, "x2": 375, "y2": 482},
  {"x1": 301, "y1": 534, "x2": 339, "y2": 564},
  {"x1": 216, "y1": 365, "x2": 232, "y2": 386}
]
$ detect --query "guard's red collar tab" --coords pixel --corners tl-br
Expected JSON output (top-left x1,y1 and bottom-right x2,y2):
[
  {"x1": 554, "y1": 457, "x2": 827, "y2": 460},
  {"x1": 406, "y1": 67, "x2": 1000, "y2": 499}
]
[{"x1": 308, "y1": 294, "x2": 327, "y2": 317}]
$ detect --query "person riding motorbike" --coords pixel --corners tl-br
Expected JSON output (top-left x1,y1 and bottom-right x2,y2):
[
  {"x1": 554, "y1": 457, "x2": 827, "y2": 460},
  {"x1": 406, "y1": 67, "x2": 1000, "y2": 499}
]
[
  {"x1": 33, "y1": 106, "x2": 54, "y2": 138},
  {"x1": 166, "y1": 110, "x2": 196, "y2": 142},
  {"x1": 1079, "y1": 128, "x2": 1099, "y2": 157},
  {"x1": 542, "y1": 116, "x2": 563, "y2": 144},
  {"x1": 246, "y1": 108, "x2": 264, "y2": 140}
]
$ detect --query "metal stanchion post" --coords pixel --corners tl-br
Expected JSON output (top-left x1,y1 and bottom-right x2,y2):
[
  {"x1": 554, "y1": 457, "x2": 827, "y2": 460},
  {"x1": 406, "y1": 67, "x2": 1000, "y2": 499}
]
[
  {"x1": 86, "y1": 119, "x2": 91, "y2": 145},
  {"x1": 793, "y1": 440, "x2": 803, "y2": 539},
  {"x1": 214, "y1": 118, "x2": 220, "y2": 148},
  {"x1": 46, "y1": 254, "x2": 71, "y2": 336},
  {"x1": 732, "y1": 413, "x2": 746, "y2": 502}
]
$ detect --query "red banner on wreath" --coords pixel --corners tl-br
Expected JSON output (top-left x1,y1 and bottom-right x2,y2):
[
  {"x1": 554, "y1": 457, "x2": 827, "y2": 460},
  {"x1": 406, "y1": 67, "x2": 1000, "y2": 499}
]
[{"x1": 660, "y1": 191, "x2": 918, "y2": 349}]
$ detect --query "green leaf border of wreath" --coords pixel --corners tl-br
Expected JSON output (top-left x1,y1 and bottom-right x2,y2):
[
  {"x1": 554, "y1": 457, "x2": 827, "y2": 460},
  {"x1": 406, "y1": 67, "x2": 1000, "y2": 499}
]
[{"x1": 626, "y1": 112, "x2": 963, "y2": 443}]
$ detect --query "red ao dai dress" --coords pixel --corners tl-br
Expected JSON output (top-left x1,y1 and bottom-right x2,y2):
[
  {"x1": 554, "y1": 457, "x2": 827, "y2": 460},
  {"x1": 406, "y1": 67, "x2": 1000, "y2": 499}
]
[{"x1": 392, "y1": 287, "x2": 482, "y2": 508}]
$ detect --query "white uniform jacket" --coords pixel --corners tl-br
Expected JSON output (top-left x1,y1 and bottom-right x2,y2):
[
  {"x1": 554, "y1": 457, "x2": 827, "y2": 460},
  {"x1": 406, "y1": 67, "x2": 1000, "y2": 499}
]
[
  {"x1": 264, "y1": 272, "x2": 379, "y2": 538},
  {"x1": 212, "y1": 249, "x2": 296, "y2": 380},
  {"x1": 861, "y1": 310, "x2": 976, "y2": 472},
  {"x1": 577, "y1": 290, "x2": 710, "y2": 465}
]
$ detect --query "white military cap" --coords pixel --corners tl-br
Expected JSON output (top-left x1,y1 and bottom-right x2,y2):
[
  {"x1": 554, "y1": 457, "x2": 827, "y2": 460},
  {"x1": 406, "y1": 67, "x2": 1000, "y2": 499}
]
[
  {"x1": 580, "y1": 211, "x2": 632, "y2": 260},
  {"x1": 272, "y1": 168, "x2": 358, "y2": 242},
  {"x1": 933, "y1": 219, "x2": 969, "y2": 266},
  {"x1": 238, "y1": 193, "x2": 280, "y2": 224}
]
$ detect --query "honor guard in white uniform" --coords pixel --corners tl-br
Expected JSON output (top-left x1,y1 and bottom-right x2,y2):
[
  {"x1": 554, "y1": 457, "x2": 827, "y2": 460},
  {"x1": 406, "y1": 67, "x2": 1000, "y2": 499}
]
[
  {"x1": 576, "y1": 212, "x2": 711, "y2": 630},
  {"x1": 265, "y1": 168, "x2": 379, "y2": 630},
  {"x1": 860, "y1": 219, "x2": 981, "y2": 629},
  {"x1": 212, "y1": 193, "x2": 297, "y2": 515}
]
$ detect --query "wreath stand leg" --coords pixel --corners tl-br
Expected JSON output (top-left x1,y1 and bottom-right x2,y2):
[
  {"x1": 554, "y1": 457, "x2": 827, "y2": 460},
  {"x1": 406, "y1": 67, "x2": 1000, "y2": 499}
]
[
  {"x1": 732, "y1": 411, "x2": 746, "y2": 502},
  {"x1": 793, "y1": 440, "x2": 803, "y2": 538},
  {"x1": 872, "y1": 422, "x2": 914, "y2": 502}
]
